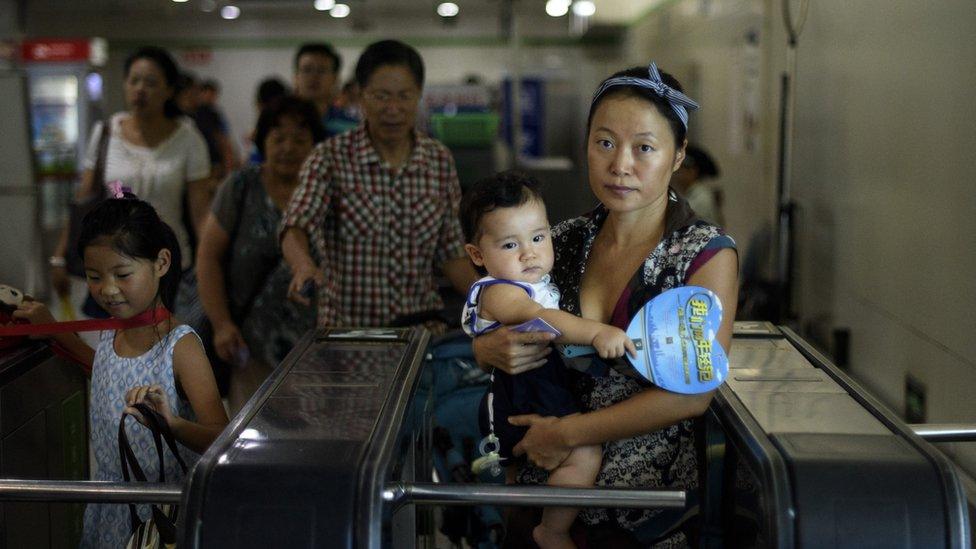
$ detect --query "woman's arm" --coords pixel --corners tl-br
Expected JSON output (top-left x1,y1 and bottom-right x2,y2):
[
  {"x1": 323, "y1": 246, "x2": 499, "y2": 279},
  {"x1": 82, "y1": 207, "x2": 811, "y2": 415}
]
[
  {"x1": 512, "y1": 247, "x2": 739, "y2": 468},
  {"x1": 186, "y1": 177, "x2": 213, "y2": 238},
  {"x1": 51, "y1": 169, "x2": 100, "y2": 296},
  {"x1": 687, "y1": 247, "x2": 738, "y2": 354},
  {"x1": 471, "y1": 327, "x2": 555, "y2": 374},
  {"x1": 195, "y1": 213, "x2": 247, "y2": 362}
]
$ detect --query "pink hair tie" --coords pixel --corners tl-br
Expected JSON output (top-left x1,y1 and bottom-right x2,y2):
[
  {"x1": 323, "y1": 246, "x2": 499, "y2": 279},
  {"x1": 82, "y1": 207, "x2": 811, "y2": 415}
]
[{"x1": 108, "y1": 181, "x2": 132, "y2": 199}]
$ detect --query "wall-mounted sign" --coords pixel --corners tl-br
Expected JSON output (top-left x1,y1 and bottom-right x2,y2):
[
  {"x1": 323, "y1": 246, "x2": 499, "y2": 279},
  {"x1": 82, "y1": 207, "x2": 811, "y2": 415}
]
[{"x1": 21, "y1": 38, "x2": 107, "y2": 66}]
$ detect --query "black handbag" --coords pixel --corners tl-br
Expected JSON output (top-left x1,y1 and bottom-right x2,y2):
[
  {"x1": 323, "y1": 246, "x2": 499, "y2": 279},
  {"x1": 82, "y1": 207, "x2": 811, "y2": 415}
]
[
  {"x1": 65, "y1": 122, "x2": 111, "y2": 277},
  {"x1": 119, "y1": 402, "x2": 188, "y2": 549}
]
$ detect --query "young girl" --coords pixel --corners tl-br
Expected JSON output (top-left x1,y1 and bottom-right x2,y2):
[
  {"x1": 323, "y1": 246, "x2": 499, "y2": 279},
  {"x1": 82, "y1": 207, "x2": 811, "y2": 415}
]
[
  {"x1": 15, "y1": 194, "x2": 229, "y2": 548},
  {"x1": 459, "y1": 171, "x2": 636, "y2": 549}
]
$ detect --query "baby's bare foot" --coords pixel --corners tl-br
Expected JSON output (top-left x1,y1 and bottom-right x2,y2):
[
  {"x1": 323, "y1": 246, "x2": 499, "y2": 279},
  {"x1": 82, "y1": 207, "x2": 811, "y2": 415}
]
[{"x1": 532, "y1": 524, "x2": 576, "y2": 549}]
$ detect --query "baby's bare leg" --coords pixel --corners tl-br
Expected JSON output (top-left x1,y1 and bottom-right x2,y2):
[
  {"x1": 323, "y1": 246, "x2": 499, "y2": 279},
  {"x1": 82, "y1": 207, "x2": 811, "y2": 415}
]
[{"x1": 532, "y1": 444, "x2": 602, "y2": 549}]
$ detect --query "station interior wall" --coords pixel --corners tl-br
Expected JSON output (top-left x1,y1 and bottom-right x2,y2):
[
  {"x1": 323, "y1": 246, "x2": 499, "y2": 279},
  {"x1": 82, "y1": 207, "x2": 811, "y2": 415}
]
[{"x1": 630, "y1": 0, "x2": 976, "y2": 477}]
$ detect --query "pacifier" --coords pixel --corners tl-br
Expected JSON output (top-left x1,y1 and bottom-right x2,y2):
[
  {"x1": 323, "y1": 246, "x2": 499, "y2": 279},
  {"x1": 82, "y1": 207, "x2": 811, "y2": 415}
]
[{"x1": 471, "y1": 434, "x2": 503, "y2": 476}]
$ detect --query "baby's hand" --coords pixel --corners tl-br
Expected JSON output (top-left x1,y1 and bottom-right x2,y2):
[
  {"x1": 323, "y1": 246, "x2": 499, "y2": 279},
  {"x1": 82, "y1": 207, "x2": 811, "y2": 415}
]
[
  {"x1": 124, "y1": 384, "x2": 173, "y2": 429},
  {"x1": 13, "y1": 300, "x2": 56, "y2": 328},
  {"x1": 591, "y1": 326, "x2": 638, "y2": 360}
]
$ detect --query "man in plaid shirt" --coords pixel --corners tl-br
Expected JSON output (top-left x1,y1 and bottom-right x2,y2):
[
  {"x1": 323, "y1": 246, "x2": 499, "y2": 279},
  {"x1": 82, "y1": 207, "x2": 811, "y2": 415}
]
[{"x1": 281, "y1": 40, "x2": 478, "y2": 329}]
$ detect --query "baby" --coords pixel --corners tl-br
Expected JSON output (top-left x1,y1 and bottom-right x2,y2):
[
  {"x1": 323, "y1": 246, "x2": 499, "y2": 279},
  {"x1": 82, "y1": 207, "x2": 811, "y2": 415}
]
[{"x1": 459, "y1": 171, "x2": 635, "y2": 549}]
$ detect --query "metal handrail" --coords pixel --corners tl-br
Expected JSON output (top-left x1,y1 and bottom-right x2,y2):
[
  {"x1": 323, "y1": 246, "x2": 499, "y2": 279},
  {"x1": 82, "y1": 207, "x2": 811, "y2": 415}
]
[
  {"x1": 0, "y1": 479, "x2": 182, "y2": 504},
  {"x1": 383, "y1": 482, "x2": 685, "y2": 509},
  {"x1": 0, "y1": 478, "x2": 685, "y2": 510},
  {"x1": 910, "y1": 424, "x2": 976, "y2": 443}
]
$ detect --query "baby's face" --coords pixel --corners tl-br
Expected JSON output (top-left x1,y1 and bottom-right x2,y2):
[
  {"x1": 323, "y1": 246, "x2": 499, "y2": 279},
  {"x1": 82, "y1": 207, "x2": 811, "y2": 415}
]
[{"x1": 465, "y1": 198, "x2": 554, "y2": 284}]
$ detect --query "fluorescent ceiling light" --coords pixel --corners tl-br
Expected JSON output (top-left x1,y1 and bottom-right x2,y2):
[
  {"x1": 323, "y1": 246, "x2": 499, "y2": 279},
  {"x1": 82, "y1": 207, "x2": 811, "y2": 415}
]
[
  {"x1": 545, "y1": 0, "x2": 570, "y2": 17},
  {"x1": 314, "y1": 0, "x2": 335, "y2": 11},
  {"x1": 437, "y1": 2, "x2": 459, "y2": 17},
  {"x1": 221, "y1": 5, "x2": 241, "y2": 19},
  {"x1": 572, "y1": 0, "x2": 596, "y2": 17},
  {"x1": 331, "y1": 3, "x2": 350, "y2": 17}
]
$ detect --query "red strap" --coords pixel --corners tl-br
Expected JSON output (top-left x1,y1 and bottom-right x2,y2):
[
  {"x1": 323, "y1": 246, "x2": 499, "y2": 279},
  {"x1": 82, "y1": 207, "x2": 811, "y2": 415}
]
[{"x1": 0, "y1": 307, "x2": 171, "y2": 337}]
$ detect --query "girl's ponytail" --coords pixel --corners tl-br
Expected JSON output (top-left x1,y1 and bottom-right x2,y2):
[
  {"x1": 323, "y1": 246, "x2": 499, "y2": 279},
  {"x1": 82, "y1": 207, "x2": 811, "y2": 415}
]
[{"x1": 156, "y1": 220, "x2": 182, "y2": 311}]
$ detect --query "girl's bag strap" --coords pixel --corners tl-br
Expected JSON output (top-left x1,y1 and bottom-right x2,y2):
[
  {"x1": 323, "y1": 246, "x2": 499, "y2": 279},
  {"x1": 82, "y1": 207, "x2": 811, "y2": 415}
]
[{"x1": 118, "y1": 407, "x2": 165, "y2": 532}]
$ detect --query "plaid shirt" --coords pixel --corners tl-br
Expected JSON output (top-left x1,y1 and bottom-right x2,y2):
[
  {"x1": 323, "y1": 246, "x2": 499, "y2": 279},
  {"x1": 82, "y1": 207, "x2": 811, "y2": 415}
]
[{"x1": 280, "y1": 124, "x2": 466, "y2": 327}]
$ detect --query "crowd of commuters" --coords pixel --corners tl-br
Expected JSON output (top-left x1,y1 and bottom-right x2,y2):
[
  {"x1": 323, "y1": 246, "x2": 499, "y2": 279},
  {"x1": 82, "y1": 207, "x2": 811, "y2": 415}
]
[{"x1": 23, "y1": 38, "x2": 735, "y2": 548}]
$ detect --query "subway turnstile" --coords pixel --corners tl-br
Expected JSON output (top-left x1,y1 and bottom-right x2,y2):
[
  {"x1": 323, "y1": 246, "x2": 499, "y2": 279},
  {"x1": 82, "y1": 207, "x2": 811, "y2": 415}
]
[{"x1": 0, "y1": 323, "x2": 970, "y2": 547}]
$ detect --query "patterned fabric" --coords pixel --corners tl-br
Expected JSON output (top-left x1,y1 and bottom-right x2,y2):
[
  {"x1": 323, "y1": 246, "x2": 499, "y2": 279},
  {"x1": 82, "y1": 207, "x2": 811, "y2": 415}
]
[
  {"x1": 517, "y1": 193, "x2": 736, "y2": 537},
  {"x1": 81, "y1": 325, "x2": 198, "y2": 549},
  {"x1": 461, "y1": 275, "x2": 560, "y2": 337},
  {"x1": 211, "y1": 166, "x2": 316, "y2": 366},
  {"x1": 280, "y1": 123, "x2": 466, "y2": 327}
]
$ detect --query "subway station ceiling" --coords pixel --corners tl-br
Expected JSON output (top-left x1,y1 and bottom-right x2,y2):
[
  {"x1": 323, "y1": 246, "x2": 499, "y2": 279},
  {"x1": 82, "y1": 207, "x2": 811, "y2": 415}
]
[{"x1": 23, "y1": 0, "x2": 666, "y2": 26}]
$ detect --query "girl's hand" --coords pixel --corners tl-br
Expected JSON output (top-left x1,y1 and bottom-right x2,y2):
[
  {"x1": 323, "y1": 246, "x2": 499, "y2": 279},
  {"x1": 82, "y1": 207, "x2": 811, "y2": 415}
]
[
  {"x1": 13, "y1": 300, "x2": 56, "y2": 328},
  {"x1": 287, "y1": 263, "x2": 324, "y2": 306},
  {"x1": 509, "y1": 414, "x2": 573, "y2": 471},
  {"x1": 471, "y1": 326, "x2": 554, "y2": 375},
  {"x1": 124, "y1": 384, "x2": 174, "y2": 429},
  {"x1": 592, "y1": 326, "x2": 638, "y2": 359},
  {"x1": 213, "y1": 321, "x2": 249, "y2": 365}
]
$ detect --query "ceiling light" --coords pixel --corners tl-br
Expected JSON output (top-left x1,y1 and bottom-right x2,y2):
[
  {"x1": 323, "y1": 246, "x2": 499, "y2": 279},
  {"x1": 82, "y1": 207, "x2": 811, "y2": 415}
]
[
  {"x1": 172, "y1": 0, "x2": 189, "y2": 3},
  {"x1": 330, "y1": 3, "x2": 350, "y2": 17},
  {"x1": 437, "y1": 2, "x2": 459, "y2": 17},
  {"x1": 545, "y1": 0, "x2": 570, "y2": 17},
  {"x1": 572, "y1": 0, "x2": 596, "y2": 17},
  {"x1": 314, "y1": 0, "x2": 335, "y2": 11},
  {"x1": 221, "y1": 5, "x2": 241, "y2": 19}
]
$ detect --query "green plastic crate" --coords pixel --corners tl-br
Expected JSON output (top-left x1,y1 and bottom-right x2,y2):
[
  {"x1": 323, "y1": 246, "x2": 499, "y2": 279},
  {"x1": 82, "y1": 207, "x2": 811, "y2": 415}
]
[{"x1": 430, "y1": 112, "x2": 499, "y2": 148}]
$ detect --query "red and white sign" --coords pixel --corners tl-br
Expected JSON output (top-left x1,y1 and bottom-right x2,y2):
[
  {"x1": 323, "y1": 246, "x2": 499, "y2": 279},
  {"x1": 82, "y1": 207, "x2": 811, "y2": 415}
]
[
  {"x1": 21, "y1": 38, "x2": 107, "y2": 65},
  {"x1": 181, "y1": 48, "x2": 214, "y2": 66}
]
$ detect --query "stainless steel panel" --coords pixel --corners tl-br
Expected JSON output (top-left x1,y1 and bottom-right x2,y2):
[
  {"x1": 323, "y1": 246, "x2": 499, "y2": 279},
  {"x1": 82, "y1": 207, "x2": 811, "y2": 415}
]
[
  {"x1": 729, "y1": 338, "x2": 813, "y2": 370},
  {"x1": 732, "y1": 392, "x2": 890, "y2": 435},
  {"x1": 727, "y1": 368, "x2": 846, "y2": 394}
]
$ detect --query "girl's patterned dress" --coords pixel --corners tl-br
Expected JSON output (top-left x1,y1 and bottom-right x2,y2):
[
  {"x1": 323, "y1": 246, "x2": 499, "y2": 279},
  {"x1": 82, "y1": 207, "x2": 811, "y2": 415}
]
[{"x1": 81, "y1": 325, "x2": 198, "y2": 549}]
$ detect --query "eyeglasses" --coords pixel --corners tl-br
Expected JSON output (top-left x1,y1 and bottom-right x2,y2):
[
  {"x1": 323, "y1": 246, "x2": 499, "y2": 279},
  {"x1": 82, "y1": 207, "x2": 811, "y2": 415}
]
[
  {"x1": 297, "y1": 66, "x2": 334, "y2": 77},
  {"x1": 363, "y1": 90, "x2": 420, "y2": 105}
]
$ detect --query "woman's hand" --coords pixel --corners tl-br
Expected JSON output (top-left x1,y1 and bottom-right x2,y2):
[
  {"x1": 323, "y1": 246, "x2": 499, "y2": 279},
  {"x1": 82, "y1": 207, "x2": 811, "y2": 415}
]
[
  {"x1": 471, "y1": 326, "x2": 555, "y2": 374},
  {"x1": 510, "y1": 414, "x2": 573, "y2": 471},
  {"x1": 13, "y1": 300, "x2": 56, "y2": 327},
  {"x1": 124, "y1": 384, "x2": 173, "y2": 429},
  {"x1": 50, "y1": 266, "x2": 71, "y2": 298},
  {"x1": 287, "y1": 262, "x2": 324, "y2": 306},
  {"x1": 213, "y1": 321, "x2": 249, "y2": 365}
]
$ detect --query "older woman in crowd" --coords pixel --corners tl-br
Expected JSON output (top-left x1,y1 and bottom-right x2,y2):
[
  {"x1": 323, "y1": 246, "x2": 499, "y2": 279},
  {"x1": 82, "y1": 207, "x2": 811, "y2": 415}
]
[
  {"x1": 196, "y1": 96, "x2": 325, "y2": 413},
  {"x1": 280, "y1": 39, "x2": 478, "y2": 332}
]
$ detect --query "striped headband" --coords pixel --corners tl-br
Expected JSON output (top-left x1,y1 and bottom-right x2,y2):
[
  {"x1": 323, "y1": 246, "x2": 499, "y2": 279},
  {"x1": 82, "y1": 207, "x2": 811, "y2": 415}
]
[{"x1": 591, "y1": 62, "x2": 700, "y2": 130}]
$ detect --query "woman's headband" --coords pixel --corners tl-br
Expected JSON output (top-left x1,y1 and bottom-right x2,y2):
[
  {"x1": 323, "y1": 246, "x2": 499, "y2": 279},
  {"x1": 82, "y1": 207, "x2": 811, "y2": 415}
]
[{"x1": 591, "y1": 62, "x2": 700, "y2": 130}]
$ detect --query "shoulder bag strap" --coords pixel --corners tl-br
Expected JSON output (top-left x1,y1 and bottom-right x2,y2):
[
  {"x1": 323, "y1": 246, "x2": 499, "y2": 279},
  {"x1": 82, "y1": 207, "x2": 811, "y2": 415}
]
[{"x1": 91, "y1": 121, "x2": 111, "y2": 198}]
